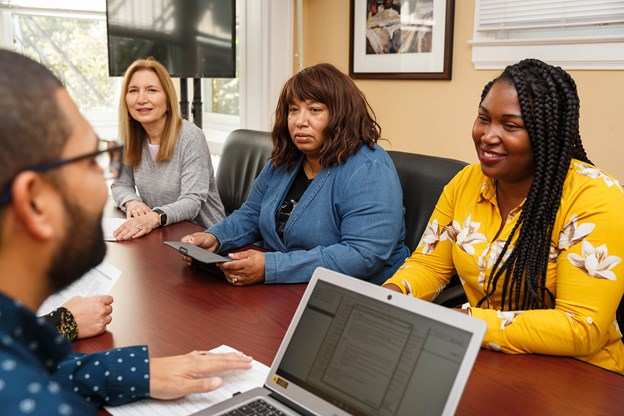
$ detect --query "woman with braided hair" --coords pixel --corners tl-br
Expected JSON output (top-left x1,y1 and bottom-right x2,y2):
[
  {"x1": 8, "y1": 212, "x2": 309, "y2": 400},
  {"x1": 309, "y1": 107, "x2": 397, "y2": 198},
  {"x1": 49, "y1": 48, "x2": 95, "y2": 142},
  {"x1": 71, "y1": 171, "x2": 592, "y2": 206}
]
[{"x1": 384, "y1": 58, "x2": 624, "y2": 374}]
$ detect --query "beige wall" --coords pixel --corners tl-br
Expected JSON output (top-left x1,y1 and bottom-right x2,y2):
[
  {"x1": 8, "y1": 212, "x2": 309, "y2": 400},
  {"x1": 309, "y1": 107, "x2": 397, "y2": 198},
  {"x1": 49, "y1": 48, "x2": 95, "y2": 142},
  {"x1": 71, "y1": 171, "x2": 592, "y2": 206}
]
[{"x1": 300, "y1": 0, "x2": 624, "y2": 181}]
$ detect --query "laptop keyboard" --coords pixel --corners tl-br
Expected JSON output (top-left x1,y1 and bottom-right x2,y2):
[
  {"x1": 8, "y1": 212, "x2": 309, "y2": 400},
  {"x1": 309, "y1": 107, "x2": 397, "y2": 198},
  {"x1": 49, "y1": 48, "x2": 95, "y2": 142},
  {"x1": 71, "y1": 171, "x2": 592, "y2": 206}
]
[{"x1": 219, "y1": 398, "x2": 288, "y2": 416}]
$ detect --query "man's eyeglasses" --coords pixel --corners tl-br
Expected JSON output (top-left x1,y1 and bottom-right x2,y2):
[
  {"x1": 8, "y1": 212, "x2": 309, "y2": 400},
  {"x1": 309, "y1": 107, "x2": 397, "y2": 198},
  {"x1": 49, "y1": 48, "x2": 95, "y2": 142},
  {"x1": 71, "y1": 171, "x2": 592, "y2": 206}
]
[{"x1": 0, "y1": 140, "x2": 123, "y2": 205}]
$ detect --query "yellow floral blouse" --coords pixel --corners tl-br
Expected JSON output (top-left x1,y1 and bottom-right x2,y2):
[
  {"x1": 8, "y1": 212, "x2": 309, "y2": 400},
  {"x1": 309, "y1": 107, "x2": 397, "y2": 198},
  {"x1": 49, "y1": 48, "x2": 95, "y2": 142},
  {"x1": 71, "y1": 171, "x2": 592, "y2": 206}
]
[{"x1": 385, "y1": 160, "x2": 624, "y2": 374}]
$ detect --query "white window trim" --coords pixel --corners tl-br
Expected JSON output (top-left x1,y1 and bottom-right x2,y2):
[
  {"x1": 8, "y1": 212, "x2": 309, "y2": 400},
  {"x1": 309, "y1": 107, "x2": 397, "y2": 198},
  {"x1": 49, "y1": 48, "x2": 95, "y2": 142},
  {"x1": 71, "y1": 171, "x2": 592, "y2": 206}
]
[
  {"x1": 470, "y1": 1, "x2": 624, "y2": 70},
  {"x1": 239, "y1": 0, "x2": 293, "y2": 132},
  {"x1": 173, "y1": 0, "x2": 294, "y2": 150},
  {"x1": 470, "y1": 35, "x2": 624, "y2": 70},
  {"x1": 0, "y1": 10, "x2": 13, "y2": 48},
  {"x1": 203, "y1": 0, "x2": 294, "y2": 151},
  {"x1": 203, "y1": 112, "x2": 240, "y2": 154}
]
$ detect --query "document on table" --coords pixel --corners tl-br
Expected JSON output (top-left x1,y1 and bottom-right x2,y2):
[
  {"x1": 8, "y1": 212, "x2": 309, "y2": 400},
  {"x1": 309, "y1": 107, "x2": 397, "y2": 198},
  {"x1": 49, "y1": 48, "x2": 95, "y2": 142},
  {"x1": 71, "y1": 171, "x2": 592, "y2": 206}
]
[
  {"x1": 37, "y1": 262, "x2": 122, "y2": 316},
  {"x1": 105, "y1": 345, "x2": 270, "y2": 416},
  {"x1": 103, "y1": 217, "x2": 126, "y2": 241}
]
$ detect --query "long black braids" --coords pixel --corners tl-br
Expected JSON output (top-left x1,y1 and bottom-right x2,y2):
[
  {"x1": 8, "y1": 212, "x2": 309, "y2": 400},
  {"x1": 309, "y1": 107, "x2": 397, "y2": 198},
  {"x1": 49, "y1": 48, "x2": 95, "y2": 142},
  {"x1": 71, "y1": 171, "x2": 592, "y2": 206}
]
[{"x1": 477, "y1": 59, "x2": 592, "y2": 311}]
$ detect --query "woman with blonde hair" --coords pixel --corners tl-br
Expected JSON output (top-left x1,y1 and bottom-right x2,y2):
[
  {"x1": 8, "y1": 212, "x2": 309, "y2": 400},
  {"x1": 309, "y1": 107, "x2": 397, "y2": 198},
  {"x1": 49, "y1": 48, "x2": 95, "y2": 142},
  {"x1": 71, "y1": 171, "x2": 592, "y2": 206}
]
[{"x1": 111, "y1": 57, "x2": 224, "y2": 239}]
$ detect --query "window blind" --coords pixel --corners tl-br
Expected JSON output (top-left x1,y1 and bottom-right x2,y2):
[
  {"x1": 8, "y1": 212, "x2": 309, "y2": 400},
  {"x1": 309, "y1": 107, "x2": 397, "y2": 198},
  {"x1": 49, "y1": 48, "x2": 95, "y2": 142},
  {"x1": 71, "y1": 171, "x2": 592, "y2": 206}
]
[{"x1": 477, "y1": 0, "x2": 624, "y2": 31}]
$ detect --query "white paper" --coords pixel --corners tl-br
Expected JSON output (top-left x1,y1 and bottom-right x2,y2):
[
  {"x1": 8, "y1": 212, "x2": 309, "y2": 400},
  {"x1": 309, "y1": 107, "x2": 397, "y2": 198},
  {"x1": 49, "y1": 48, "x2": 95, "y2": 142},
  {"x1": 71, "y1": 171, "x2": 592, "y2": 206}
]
[
  {"x1": 37, "y1": 262, "x2": 122, "y2": 316},
  {"x1": 103, "y1": 217, "x2": 127, "y2": 241},
  {"x1": 105, "y1": 345, "x2": 270, "y2": 416}
]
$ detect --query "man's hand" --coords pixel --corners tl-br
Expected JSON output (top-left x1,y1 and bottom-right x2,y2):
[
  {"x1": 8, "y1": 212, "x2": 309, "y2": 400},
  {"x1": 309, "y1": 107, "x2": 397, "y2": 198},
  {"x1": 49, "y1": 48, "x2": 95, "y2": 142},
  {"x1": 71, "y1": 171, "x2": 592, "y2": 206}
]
[
  {"x1": 149, "y1": 351, "x2": 253, "y2": 400},
  {"x1": 62, "y1": 295, "x2": 113, "y2": 339}
]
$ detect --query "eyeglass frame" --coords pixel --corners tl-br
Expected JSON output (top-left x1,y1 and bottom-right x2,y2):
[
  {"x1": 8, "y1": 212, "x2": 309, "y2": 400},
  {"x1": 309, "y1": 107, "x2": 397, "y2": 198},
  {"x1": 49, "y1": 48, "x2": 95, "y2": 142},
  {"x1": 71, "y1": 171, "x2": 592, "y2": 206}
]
[{"x1": 0, "y1": 140, "x2": 124, "y2": 205}]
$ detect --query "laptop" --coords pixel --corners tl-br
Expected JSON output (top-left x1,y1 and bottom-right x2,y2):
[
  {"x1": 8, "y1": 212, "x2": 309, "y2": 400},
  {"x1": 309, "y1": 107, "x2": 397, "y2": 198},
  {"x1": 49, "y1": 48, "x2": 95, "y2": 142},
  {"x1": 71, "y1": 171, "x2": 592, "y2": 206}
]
[{"x1": 195, "y1": 267, "x2": 486, "y2": 416}]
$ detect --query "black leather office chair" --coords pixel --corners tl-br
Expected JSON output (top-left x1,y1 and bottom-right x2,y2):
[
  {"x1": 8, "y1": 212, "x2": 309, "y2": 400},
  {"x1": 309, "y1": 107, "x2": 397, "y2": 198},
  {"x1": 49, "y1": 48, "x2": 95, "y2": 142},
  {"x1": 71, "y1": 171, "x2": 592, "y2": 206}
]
[
  {"x1": 216, "y1": 129, "x2": 273, "y2": 215},
  {"x1": 617, "y1": 296, "x2": 624, "y2": 342},
  {"x1": 387, "y1": 150, "x2": 468, "y2": 307}
]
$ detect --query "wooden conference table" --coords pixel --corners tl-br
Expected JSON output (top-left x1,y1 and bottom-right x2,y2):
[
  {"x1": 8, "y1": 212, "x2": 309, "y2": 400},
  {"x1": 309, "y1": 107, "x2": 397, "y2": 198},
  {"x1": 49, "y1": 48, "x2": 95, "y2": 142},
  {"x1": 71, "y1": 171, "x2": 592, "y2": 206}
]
[{"x1": 76, "y1": 207, "x2": 623, "y2": 416}]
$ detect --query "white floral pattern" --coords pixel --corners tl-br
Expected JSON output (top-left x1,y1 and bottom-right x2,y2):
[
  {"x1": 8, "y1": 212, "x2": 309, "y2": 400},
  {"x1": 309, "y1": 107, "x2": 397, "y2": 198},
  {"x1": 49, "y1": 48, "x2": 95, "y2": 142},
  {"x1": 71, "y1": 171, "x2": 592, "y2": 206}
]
[
  {"x1": 488, "y1": 240, "x2": 511, "y2": 268},
  {"x1": 573, "y1": 162, "x2": 623, "y2": 191},
  {"x1": 497, "y1": 310, "x2": 524, "y2": 328},
  {"x1": 402, "y1": 279, "x2": 413, "y2": 295},
  {"x1": 567, "y1": 240, "x2": 621, "y2": 280},
  {"x1": 548, "y1": 244, "x2": 559, "y2": 263},
  {"x1": 559, "y1": 214, "x2": 595, "y2": 249},
  {"x1": 445, "y1": 214, "x2": 487, "y2": 255},
  {"x1": 551, "y1": 214, "x2": 596, "y2": 262},
  {"x1": 487, "y1": 342, "x2": 502, "y2": 351},
  {"x1": 476, "y1": 241, "x2": 511, "y2": 286},
  {"x1": 417, "y1": 219, "x2": 448, "y2": 254}
]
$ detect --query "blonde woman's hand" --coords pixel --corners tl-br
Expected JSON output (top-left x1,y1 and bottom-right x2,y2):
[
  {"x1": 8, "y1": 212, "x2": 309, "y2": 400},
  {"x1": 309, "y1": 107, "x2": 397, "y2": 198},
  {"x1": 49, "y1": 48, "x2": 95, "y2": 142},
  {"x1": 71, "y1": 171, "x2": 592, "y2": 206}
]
[
  {"x1": 124, "y1": 200, "x2": 151, "y2": 218},
  {"x1": 113, "y1": 212, "x2": 160, "y2": 240}
]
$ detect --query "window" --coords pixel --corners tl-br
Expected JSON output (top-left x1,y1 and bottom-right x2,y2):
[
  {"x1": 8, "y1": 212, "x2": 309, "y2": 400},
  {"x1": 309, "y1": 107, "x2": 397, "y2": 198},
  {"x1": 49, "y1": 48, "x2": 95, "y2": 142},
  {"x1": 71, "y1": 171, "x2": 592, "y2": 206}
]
[
  {"x1": 0, "y1": 0, "x2": 294, "y2": 155},
  {"x1": 0, "y1": 0, "x2": 121, "y2": 138},
  {"x1": 470, "y1": 0, "x2": 624, "y2": 69}
]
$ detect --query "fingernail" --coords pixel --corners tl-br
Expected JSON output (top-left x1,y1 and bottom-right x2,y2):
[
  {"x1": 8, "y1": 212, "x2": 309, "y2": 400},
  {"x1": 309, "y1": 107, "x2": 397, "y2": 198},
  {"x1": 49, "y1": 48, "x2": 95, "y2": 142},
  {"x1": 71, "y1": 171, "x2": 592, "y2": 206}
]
[{"x1": 211, "y1": 377, "x2": 223, "y2": 388}]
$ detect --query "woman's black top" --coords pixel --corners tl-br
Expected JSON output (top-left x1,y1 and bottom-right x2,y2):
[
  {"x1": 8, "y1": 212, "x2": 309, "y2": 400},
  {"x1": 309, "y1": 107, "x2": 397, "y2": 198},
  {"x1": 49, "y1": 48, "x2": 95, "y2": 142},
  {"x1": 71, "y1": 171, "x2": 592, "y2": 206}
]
[{"x1": 276, "y1": 167, "x2": 313, "y2": 239}]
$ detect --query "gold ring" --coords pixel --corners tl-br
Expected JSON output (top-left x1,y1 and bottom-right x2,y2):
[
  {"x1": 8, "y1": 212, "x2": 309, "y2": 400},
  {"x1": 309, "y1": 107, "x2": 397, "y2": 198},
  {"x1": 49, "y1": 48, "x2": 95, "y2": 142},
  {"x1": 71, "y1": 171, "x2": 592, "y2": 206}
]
[
  {"x1": 231, "y1": 276, "x2": 238, "y2": 283},
  {"x1": 134, "y1": 225, "x2": 141, "y2": 230}
]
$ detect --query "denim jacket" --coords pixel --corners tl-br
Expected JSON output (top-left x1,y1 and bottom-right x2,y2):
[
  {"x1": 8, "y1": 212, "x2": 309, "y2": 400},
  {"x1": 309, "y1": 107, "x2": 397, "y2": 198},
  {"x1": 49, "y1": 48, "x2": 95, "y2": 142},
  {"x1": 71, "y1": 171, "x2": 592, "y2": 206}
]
[{"x1": 208, "y1": 144, "x2": 410, "y2": 284}]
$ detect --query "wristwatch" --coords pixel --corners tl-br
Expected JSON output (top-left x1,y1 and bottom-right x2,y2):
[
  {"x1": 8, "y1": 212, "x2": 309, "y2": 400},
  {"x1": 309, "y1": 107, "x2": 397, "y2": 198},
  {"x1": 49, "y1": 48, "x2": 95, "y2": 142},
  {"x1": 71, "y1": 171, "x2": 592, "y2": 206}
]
[
  {"x1": 153, "y1": 208, "x2": 167, "y2": 226},
  {"x1": 46, "y1": 307, "x2": 79, "y2": 341}
]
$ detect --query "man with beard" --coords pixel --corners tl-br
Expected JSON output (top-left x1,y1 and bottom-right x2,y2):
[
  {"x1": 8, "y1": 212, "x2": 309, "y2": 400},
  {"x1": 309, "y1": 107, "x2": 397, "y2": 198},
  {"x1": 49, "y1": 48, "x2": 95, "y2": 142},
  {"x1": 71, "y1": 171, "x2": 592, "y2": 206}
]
[{"x1": 0, "y1": 49, "x2": 252, "y2": 414}]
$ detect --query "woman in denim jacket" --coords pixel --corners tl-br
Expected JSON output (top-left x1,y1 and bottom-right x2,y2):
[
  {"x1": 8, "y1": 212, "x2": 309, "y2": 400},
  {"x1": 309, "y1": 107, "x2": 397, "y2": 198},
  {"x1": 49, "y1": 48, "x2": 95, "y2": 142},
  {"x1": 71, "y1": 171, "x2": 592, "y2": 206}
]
[{"x1": 181, "y1": 64, "x2": 410, "y2": 285}]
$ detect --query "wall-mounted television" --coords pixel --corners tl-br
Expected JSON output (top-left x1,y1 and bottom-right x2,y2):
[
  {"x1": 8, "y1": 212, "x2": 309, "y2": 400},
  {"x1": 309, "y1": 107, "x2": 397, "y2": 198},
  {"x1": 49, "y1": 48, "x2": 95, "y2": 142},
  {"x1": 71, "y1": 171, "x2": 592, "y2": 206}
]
[{"x1": 106, "y1": 0, "x2": 235, "y2": 78}]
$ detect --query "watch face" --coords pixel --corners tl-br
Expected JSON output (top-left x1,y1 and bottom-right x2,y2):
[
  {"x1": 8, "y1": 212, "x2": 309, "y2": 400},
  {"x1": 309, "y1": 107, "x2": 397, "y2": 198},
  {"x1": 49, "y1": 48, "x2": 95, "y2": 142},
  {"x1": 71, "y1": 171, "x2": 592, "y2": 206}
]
[
  {"x1": 154, "y1": 209, "x2": 166, "y2": 226},
  {"x1": 59, "y1": 309, "x2": 78, "y2": 341}
]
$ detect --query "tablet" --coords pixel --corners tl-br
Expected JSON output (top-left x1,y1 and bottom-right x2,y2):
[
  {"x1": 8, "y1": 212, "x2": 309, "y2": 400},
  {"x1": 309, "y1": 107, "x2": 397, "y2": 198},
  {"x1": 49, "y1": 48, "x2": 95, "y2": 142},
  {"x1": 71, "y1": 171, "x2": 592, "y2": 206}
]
[{"x1": 163, "y1": 241, "x2": 233, "y2": 264}]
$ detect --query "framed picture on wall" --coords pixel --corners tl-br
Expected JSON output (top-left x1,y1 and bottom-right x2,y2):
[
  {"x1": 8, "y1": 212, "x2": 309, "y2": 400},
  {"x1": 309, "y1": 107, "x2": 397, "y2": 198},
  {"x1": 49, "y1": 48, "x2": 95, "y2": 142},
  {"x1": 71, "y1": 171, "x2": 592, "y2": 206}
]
[{"x1": 350, "y1": 0, "x2": 455, "y2": 80}]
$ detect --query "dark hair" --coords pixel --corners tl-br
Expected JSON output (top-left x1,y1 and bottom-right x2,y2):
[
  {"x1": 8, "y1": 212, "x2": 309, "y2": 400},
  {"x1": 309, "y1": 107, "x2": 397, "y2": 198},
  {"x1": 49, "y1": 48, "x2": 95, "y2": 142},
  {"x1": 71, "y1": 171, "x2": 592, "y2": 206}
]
[
  {"x1": 477, "y1": 58, "x2": 591, "y2": 311},
  {"x1": 270, "y1": 63, "x2": 381, "y2": 170},
  {"x1": 0, "y1": 49, "x2": 69, "y2": 216}
]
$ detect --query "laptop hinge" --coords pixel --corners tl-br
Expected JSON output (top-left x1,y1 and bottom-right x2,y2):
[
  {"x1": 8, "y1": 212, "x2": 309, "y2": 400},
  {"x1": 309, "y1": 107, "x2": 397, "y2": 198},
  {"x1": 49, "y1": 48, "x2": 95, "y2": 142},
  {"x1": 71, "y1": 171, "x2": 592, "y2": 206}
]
[{"x1": 268, "y1": 392, "x2": 316, "y2": 416}]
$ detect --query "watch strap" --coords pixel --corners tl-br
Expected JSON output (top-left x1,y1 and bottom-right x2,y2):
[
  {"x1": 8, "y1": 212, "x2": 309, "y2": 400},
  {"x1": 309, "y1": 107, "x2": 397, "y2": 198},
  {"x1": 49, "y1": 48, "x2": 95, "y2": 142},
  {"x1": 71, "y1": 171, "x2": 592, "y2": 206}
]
[
  {"x1": 45, "y1": 307, "x2": 79, "y2": 341},
  {"x1": 153, "y1": 208, "x2": 167, "y2": 226}
]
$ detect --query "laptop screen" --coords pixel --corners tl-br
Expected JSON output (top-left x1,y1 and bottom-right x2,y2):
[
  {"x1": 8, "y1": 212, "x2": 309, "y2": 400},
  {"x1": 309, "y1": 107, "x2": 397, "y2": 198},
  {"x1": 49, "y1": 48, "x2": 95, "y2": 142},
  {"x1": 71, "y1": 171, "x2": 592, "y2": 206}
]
[{"x1": 275, "y1": 280, "x2": 474, "y2": 416}]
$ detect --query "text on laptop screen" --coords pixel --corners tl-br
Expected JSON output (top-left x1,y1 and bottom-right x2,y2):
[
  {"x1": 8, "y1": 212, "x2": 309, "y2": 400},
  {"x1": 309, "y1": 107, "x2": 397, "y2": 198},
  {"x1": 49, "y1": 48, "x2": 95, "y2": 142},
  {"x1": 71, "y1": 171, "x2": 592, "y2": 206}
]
[{"x1": 276, "y1": 280, "x2": 474, "y2": 415}]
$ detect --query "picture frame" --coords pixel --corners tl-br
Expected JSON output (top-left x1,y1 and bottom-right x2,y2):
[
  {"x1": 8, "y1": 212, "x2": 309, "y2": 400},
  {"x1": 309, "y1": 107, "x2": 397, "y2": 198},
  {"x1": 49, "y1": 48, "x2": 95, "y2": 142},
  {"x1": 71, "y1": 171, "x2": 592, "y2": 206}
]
[{"x1": 349, "y1": 0, "x2": 455, "y2": 80}]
